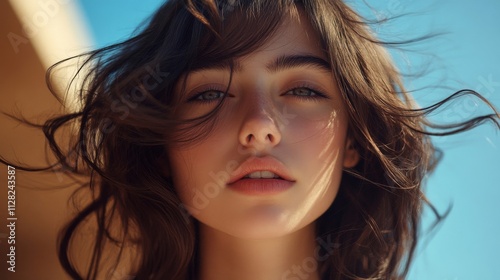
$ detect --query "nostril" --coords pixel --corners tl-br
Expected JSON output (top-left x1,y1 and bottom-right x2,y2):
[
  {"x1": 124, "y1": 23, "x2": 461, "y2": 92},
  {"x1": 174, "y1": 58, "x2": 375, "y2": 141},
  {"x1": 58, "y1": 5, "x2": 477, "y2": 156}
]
[
  {"x1": 246, "y1": 134, "x2": 254, "y2": 143},
  {"x1": 267, "y1": 133, "x2": 275, "y2": 142}
]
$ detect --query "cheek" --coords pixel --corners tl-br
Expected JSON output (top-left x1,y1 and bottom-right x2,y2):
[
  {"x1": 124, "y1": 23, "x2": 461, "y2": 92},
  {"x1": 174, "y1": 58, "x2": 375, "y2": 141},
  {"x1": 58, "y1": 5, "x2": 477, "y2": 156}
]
[
  {"x1": 169, "y1": 149, "x2": 215, "y2": 219},
  {"x1": 167, "y1": 134, "x2": 236, "y2": 203},
  {"x1": 281, "y1": 110, "x2": 347, "y2": 227},
  {"x1": 167, "y1": 152, "x2": 194, "y2": 200},
  {"x1": 286, "y1": 109, "x2": 346, "y2": 161}
]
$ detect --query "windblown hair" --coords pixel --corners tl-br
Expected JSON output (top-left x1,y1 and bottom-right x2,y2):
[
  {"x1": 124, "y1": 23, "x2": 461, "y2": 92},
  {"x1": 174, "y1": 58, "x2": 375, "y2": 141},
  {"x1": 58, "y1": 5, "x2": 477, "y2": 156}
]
[{"x1": 4, "y1": 0, "x2": 499, "y2": 279}]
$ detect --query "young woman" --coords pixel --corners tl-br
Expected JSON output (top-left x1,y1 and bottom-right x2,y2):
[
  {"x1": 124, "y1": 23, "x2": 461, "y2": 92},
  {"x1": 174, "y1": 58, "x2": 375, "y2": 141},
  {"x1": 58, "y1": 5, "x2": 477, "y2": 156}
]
[{"x1": 4, "y1": 0, "x2": 499, "y2": 279}]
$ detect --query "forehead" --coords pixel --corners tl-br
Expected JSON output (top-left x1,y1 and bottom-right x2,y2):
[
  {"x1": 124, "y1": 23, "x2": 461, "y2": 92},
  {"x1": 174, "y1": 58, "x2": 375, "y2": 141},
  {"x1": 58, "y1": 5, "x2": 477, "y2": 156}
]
[
  {"x1": 257, "y1": 9, "x2": 326, "y2": 58},
  {"x1": 191, "y1": 9, "x2": 329, "y2": 74}
]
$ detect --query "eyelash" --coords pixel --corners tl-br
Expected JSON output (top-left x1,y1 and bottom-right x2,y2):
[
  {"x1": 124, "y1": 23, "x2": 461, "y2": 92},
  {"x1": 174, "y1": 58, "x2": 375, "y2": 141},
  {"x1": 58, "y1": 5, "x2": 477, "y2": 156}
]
[
  {"x1": 188, "y1": 84, "x2": 328, "y2": 104},
  {"x1": 284, "y1": 85, "x2": 329, "y2": 102},
  {"x1": 188, "y1": 86, "x2": 228, "y2": 104}
]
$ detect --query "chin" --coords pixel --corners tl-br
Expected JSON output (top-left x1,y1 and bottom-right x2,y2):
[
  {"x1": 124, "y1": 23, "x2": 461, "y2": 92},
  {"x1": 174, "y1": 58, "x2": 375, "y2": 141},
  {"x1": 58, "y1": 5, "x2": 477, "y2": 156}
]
[
  {"x1": 225, "y1": 223, "x2": 296, "y2": 240},
  {"x1": 215, "y1": 205, "x2": 313, "y2": 240}
]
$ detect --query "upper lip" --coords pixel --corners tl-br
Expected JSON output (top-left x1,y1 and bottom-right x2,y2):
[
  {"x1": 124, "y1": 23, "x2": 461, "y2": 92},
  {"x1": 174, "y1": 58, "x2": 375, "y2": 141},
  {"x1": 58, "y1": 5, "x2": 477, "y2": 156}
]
[{"x1": 227, "y1": 156, "x2": 295, "y2": 184}]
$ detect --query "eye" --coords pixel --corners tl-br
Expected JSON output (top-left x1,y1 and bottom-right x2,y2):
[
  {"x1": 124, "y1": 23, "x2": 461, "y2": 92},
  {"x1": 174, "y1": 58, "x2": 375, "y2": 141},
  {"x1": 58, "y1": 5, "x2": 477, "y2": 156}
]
[
  {"x1": 284, "y1": 87, "x2": 328, "y2": 102},
  {"x1": 188, "y1": 90, "x2": 227, "y2": 104},
  {"x1": 288, "y1": 88, "x2": 317, "y2": 97}
]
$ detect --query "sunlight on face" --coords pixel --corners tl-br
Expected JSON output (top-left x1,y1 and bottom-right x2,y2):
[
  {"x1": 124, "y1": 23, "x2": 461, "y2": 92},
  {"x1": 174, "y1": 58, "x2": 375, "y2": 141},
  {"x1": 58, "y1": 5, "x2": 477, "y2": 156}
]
[{"x1": 167, "y1": 11, "x2": 355, "y2": 239}]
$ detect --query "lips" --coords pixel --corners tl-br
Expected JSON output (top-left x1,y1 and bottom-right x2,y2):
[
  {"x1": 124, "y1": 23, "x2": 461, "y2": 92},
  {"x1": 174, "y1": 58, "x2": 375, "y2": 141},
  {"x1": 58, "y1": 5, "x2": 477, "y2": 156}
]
[
  {"x1": 228, "y1": 156, "x2": 295, "y2": 184},
  {"x1": 226, "y1": 156, "x2": 296, "y2": 195}
]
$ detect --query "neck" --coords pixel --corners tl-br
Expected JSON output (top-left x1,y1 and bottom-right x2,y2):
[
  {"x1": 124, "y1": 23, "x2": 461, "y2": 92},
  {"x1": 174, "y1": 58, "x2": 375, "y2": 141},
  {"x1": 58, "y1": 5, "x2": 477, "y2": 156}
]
[{"x1": 197, "y1": 223, "x2": 321, "y2": 280}]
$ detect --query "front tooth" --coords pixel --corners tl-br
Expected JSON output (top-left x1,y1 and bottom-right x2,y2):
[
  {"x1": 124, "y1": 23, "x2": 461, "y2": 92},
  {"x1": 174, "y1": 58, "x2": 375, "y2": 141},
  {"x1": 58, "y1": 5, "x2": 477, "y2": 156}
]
[
  {"x1": 261, "y1": 171, "x2": 277, "y2": 178},
  {"x1": 246, "y1": 171, "x2": 279, "y2": 179},
  {"x1": 248, "y1": 171, "x2": 262, "y2": 179}
]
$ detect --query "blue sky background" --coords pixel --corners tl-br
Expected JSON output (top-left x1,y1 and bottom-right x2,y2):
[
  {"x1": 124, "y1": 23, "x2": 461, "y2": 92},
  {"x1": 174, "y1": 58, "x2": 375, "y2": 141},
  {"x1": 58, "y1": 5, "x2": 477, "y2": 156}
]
[{"x1": 75, "y1": 1, "x2": 500, "y2": 279}]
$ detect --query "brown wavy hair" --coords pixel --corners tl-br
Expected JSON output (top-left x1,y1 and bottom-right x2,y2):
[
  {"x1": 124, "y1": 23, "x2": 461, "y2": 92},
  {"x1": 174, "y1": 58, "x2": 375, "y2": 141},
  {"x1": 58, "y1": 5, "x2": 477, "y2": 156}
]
[{"x1": 3, "y1": 0, "x2": 499, "y2": 279}]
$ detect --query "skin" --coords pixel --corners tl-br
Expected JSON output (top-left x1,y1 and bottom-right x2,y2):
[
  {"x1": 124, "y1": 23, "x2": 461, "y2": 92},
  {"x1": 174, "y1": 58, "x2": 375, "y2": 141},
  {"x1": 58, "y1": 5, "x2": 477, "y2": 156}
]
[{"x1": 167, "y1": 11, "x2": 359, "y2": 280}]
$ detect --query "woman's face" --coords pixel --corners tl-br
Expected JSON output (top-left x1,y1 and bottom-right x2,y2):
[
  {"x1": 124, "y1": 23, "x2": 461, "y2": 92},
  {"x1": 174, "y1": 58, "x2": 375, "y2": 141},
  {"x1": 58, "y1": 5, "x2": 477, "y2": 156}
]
[{"x1": 167, "y1": 12, "x2": 359, "y2": 239}]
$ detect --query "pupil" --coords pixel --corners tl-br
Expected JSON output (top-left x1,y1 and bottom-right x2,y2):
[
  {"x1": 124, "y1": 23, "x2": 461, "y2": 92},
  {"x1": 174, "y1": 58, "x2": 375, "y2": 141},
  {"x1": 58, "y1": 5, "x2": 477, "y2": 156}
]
[
  {"x1": 205, "y1": 91, "x2": 218, "y2": 99},
  {"x1": 295, "y1": 88, "x2": 310, "y2": 96}
]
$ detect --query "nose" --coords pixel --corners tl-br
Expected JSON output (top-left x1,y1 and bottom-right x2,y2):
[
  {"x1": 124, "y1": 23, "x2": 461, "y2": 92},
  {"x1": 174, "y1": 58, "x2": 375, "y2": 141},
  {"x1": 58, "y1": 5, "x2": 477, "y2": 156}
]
[{"x1": 238, "y1": 98, "x2": 282, "y2": 151}]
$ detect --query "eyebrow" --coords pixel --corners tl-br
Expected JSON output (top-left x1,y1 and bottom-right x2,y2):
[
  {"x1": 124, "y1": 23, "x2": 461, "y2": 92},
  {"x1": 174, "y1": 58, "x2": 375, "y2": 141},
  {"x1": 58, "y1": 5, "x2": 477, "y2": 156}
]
[
  {"x1": 266, "y1": 54, "x2": 332, "y2": 73},
  {"x1": 189, "y1": 54, "x2": 332, "y2": 74}
]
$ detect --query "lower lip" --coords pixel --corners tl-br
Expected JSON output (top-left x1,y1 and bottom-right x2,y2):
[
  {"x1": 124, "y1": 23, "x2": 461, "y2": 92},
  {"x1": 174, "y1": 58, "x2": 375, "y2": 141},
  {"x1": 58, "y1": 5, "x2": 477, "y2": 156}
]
[{"x1": 227, "y1": 179, "x2": 294, "y2": 195}]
